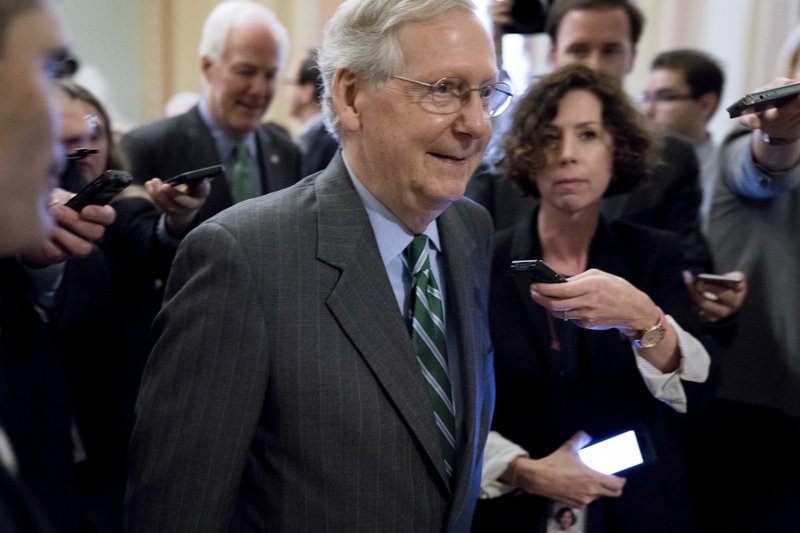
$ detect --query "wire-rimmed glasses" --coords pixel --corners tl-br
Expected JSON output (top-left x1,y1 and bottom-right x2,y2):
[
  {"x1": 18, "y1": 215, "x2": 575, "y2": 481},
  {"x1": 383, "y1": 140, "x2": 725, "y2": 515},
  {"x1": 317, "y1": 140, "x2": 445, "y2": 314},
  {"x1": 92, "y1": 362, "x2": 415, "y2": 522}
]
[{"x1": 391, "y1": 75, "x2": 513, "y2": 117}]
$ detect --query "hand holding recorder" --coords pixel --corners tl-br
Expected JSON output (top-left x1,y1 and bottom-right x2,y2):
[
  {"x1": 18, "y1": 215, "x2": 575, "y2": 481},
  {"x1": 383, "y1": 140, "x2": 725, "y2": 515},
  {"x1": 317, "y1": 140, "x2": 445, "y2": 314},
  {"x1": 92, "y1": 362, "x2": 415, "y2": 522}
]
[
  {"x1": 21, "y1": 187, "x2": 117, "y2": 268},
  {"x1": 145, "y1": 165, "x2": 225, "y2": 238},
  {"x1": 728, "y1": 79, "x2": 800, "y2": 160},
  {"x1": 682, "y1": 270, "x2": 747, "y2": 323}
]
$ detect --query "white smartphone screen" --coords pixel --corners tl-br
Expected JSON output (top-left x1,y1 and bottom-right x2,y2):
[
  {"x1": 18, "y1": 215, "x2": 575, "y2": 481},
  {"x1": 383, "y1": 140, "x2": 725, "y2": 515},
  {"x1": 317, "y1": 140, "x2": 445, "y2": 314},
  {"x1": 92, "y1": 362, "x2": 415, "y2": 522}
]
[{"x1": 577, "y1": 430, "x2": 643, "y2": 475}]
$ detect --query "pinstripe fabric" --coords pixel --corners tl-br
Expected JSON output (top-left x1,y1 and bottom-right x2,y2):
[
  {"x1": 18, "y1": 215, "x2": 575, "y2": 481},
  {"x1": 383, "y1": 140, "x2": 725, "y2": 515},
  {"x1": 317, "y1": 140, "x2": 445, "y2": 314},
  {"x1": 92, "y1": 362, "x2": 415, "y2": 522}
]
[
  {"x1": 123, "y1": 154, "x2": 496, "y2": 532},
  {"x1": 407, "y1": 235, "x2": 456, "y2": 477}
]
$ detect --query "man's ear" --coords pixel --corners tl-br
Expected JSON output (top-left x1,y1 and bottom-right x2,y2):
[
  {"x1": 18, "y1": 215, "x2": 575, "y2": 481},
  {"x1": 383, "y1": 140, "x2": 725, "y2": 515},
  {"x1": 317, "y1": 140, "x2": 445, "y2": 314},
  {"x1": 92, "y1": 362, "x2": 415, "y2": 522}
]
[
  {"x1": 332, "y1": 69, "x2": 361, "y2": 132},
  {"x1": 201, "y1": 56, "x2": 214, "y2": 82}
]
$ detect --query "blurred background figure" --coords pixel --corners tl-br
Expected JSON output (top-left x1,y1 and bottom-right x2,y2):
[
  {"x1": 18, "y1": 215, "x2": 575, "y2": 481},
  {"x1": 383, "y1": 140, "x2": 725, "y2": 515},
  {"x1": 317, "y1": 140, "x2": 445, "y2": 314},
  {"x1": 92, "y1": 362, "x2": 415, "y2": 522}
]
[
  {"x1": 689, "y1": 23, "x2": 800, "y2": 533},
  {"x1": 1, "y1": 3, "x2": 74, "y2": 530},
  {"x1": 120, "y1": 0, "x2": 301, "y2": 235},
  {"x1": 0, "y1": 0, "x2": 69, "y2": 255},
  {"x1": 52, "y1": 78, "x2": 147, "y2": 533},
  {"x1": 163, "y1": 90, "x2": 199, "y2": 118},
  {"x1": 1, "y1": 3, "x2": 117, "y2": 531},
  {"x1": 287, "y1": 47, "x2": 338, "y2": 175},
  {"x1": 639, "y1": 48, "x2": 724, "y2": 230},
  {"x1": 55, "y1": 79, "x2": 129, "y2": 191}
]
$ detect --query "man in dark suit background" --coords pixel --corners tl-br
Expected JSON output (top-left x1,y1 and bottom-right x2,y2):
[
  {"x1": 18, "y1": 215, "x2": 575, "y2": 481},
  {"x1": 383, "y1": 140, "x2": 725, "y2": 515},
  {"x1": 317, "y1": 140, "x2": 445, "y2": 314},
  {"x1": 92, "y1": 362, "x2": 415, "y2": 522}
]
[
  {"x1": 119, "y1": 0, "x2": 301, "y2": 245},
  {"x1": 288, "y1": 47, "x2": 339, "y2": 176},
  {"x1": 103, "y1": 1, "x2": 303, "y2": 403},
  {"x1": 0, "y1": 0, "x2": 68, "y2": 254},
  {"x1": 123, "y1": 0, "x2": 507, "y2": 530},
  {"x1": 0, "y1": 2, "x2": 117, "y2": 531}
]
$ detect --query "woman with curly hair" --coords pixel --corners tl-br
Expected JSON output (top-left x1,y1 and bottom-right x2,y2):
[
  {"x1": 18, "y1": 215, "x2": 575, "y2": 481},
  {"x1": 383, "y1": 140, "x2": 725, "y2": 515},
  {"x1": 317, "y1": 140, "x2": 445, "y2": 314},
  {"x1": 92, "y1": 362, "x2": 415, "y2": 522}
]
[{"x1": 474, "y1": 64, "x2": 715, "y2": 533}]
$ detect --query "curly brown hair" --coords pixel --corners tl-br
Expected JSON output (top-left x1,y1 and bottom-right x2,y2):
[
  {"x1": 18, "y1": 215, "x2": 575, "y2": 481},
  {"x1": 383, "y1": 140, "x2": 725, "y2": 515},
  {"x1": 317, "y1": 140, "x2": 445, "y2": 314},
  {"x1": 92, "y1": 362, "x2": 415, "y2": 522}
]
[{"x1": 502, "y1": 64, "x2": 662, "y2": 197}]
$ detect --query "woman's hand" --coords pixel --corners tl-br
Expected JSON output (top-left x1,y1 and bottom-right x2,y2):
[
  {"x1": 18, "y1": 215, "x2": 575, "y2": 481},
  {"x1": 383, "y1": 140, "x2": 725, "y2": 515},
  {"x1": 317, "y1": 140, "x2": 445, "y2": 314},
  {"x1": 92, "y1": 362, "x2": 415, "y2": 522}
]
[
  {"x1": 529, "y1": 268, "x2": 658, "y2": 332},
  {"x1": 529, "y1": 268, "x2": 680, "y2": 371},
  {"x1": 501, "y1": 431, "x2": 626, "y2": 508}
]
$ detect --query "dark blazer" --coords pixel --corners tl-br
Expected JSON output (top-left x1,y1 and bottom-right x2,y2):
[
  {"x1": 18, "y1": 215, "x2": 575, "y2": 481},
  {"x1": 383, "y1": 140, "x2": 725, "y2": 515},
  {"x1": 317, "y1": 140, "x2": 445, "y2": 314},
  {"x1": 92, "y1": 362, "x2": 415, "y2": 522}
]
[
  {"x1": 299, "y1": 119, "x2": 339, "y2": 177},
  {"x1": 473, "y1": 210, "x2": 715, "y2": 533},
  {"x1": 120, "y1": 104, "x2": 302, "y2": 222},
  {"x1": 124, "y1": 154, "x2": 496, "y2": 532},
  {"x1": 466, "y1": 134, "x2": 712, "y2": 272},
  {"x1": 0, "y1": 259, "x2": 79, "y2": 533},
  {"x1": 110, "y1": 106, "x2": 304, "y2": 377}
]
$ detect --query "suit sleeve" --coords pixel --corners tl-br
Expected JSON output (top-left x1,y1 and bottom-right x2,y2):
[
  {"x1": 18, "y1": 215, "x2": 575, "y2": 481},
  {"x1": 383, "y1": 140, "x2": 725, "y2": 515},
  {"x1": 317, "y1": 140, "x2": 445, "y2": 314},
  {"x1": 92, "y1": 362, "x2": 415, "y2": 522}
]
[
  {"x1": 124, "y1": 221, "x2": 271, "y2": 533},
  {"x1": 660, "y1": 137, "x2": 713, "y2": 272},
  {"x1": 120, "y1": 130, "x2": 159, "y2": 186}
]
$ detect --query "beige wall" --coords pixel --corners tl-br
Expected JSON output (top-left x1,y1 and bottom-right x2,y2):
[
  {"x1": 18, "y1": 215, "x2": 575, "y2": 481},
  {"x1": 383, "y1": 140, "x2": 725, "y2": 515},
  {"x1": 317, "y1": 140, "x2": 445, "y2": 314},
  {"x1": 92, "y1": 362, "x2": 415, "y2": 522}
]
[{"x1": 68, "y1": 0, "x2": 800, "y2": 140}]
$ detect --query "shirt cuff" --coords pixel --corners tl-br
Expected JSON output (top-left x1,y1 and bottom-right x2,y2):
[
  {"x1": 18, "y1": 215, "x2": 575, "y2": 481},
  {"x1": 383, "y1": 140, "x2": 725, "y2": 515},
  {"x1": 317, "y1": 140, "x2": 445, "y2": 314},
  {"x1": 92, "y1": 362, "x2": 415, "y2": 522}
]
[
  {"x1": 480, "y1": 430, "x2": 528, "y2": 499},
  {"x1": 21, "y1": 260, "x2": 65, "y2": 319},
  {"x1": 155, "y1": 213, "x2": 184, "y2": 250},
  {"x1": 727, "y1": 131, "x2": 800, "y2": 198},
  {"x1": 633, "y1": 314, "x2": 710, "y2": 414}
]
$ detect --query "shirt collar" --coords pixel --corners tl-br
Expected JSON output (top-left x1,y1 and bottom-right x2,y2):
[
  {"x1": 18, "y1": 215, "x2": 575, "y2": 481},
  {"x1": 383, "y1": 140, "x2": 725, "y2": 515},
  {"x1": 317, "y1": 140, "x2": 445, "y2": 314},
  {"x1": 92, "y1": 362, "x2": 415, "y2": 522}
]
[
  {"x1": 198, "y1": 98, "x2": 257, "y2": 160},
  {"x1": 341, "y1": 153, "x2": 441, "y2": 268}
]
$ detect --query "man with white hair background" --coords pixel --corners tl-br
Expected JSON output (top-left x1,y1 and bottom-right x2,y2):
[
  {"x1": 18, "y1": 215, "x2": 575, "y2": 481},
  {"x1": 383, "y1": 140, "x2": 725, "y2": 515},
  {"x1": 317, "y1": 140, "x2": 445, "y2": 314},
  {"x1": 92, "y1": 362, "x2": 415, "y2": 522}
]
[{"x1": 120, "y1": 0, "x2": 301, "y2": 244}]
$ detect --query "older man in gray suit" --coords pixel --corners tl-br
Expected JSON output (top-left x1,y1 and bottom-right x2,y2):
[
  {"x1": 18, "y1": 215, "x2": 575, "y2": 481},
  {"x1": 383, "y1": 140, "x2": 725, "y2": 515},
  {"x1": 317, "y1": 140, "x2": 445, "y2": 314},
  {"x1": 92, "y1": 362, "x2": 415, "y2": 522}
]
[{"x1": 123, "y1": 0, "x2": 512, "y2": 531}]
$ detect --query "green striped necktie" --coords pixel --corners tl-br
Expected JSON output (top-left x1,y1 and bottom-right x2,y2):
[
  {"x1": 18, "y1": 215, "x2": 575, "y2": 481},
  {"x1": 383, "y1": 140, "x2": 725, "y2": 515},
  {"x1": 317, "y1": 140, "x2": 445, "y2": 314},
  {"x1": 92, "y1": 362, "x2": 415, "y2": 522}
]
[
  {"x1": 230, "y1": 141, "x2": 257, "y2": 203},
  {"x1": 407, "y1": 234, "x2": 456, "y2": 477}
]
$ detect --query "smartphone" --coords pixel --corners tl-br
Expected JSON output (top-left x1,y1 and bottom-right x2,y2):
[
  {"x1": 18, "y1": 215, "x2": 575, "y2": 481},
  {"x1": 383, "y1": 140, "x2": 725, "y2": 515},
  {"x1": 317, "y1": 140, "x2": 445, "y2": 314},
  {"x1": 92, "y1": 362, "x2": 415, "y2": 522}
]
[
  {"x1": 726, "y1": 82, "x2": 800, "y2": 118},
  {"x1": 65, "y1": 170, "x2": 133, "y2": 211},
  {"x1": 510, "y1": 259, "x2": 567, "y2": 283},
  {"x1": 578, "y1": 430, "x2": 644, "y2": 475},
  {"x1": 696, "y1": 272, "x2": 744, "y2": 289},
  {"x1": 164, "y1": 164, "x2": 225, "y2": 187},
  {"x1": 66, "y1": 148, "x2": 99, "y2": 160}
]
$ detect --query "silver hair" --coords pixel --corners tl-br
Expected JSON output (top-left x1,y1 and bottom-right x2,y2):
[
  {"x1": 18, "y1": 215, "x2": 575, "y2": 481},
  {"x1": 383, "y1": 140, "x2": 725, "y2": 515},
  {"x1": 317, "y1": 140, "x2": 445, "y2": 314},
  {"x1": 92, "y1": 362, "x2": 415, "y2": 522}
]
[
  {"x1": 197, "y1": 0, "x2": 288, "y2": 66},
  {"x1": 318, "y1": 0, "x2": 479, "y2": 136}
]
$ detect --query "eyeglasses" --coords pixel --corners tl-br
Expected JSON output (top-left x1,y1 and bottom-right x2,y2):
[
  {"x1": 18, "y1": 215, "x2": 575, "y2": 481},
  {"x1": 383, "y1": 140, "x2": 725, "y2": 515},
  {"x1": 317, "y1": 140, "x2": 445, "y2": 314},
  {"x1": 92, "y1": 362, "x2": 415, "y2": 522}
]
[
  {"x1": 83, "y1": 114, "x2": 100, "y2": 137},
  {"x1": 635, "y1": 91, "x2": 696, "y2": 105},
  {"x1": 390, "y1": 75, "x2": 513, "y2": 117}
]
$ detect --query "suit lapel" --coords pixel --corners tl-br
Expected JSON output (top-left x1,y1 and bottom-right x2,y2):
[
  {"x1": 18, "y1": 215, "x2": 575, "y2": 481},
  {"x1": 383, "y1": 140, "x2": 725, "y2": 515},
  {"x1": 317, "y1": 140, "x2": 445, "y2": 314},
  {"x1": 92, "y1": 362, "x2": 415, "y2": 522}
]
[
  {"x1": 437, "y1": 206, "x2": 485, "y2": 505},
  {"x1": 255, "y1": 125, "x2": 294, "y2": 193},
  {"x1": 176, "y1": 109, "x2": 234, "y2": 218},
  {"x1": 315, "y1": 156, "x2": 452, "y2": 490}
]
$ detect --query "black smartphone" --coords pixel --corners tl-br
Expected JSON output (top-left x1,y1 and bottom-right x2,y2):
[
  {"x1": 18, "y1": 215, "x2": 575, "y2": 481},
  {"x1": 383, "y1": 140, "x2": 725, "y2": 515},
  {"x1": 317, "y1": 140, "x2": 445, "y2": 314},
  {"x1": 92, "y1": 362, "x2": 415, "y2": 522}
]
[
  {"x1": 65, "y1": 170, "x2": 133, "y2": 211},
  {"x1": 164, "y1": 164, "x2": 226, "y2": 187},
  {"x1": 66, "y1": 148, "x2": 99, "y2": 160},
  {"x1": 510, "y1": 259, "x2": 567, "y2": 283},
  {"x1": 726, "y1": 82, "x2": 800, "y2": 118}
]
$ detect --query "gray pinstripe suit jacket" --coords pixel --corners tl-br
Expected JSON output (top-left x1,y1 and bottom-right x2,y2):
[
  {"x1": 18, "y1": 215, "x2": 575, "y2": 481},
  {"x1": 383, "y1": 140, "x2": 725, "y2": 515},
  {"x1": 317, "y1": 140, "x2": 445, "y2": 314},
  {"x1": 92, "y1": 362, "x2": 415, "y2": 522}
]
[{"x1": 124, "y1": 153, "x2": 496, "y2": 532}]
